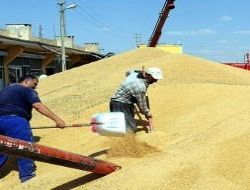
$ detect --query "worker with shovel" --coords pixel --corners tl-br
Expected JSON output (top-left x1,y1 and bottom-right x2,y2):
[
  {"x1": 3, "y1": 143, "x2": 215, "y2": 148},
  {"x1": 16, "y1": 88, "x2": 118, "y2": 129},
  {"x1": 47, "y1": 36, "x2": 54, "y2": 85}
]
[
  {"x1": 0, "y1": 74, "x2": 65, "y2": 183},
  {"x1": 110, "y1": 67, "x2": 163, "y2": 133}
]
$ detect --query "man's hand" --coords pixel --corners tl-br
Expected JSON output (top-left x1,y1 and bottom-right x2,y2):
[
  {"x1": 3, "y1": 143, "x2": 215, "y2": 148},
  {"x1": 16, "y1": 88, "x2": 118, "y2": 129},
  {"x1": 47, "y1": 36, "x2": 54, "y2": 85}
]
[
  {"x1": 145, "y1": 113, "x2": 153, "y2": 133},
  {"x1": 146, "y1": 117, "x2": 153, "y2": 133},
  {"x1": 55, "y1": 119, "x2": 66, "y2": 128},
  {"x1": 33, "y1": 102, "x2": 66, "y2": 129}
]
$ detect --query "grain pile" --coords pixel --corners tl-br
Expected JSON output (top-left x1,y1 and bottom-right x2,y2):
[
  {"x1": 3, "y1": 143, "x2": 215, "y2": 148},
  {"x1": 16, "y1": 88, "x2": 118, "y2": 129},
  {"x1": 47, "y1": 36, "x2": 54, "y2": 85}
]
[{"x1": 1, "y1": 47, "x2": 250, "y2": 190}]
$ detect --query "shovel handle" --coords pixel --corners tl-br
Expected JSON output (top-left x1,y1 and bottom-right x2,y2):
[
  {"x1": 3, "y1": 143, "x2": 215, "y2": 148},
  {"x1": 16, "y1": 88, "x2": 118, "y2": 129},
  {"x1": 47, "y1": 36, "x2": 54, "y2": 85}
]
[{"x1": 31, "y1": 122, "x2": 103, "y2": 129}]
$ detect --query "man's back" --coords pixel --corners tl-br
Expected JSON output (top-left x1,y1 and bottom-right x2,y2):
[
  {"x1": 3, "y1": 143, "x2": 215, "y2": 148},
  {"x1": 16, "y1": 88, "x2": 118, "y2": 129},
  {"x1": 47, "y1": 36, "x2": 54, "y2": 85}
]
[
  {"x1": 0, "y1": 84, "x2": 40, "y2": 120},
  {"x1": 111, "y1": 71, "x2": 148, "y2": 104}
]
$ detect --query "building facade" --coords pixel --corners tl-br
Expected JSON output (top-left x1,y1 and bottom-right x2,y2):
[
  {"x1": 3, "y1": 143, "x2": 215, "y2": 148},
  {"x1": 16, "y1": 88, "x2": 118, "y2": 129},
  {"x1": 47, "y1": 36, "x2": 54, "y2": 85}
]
[
  {"x1": 138, "y1": 43, "x2": 183, "y2": 54},
  {"x1": 0, "y1": 24, "x2": 104, "y2": 89}
]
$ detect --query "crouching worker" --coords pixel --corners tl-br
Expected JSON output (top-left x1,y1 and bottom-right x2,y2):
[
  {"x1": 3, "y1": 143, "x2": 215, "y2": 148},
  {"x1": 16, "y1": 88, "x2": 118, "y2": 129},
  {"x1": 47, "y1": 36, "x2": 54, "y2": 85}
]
[
  {"x1": 0, "y1": 75, "x2": 65, "y2": 183},
  {"x1": 110, "y1": 67, "x2": 163, "y2": 133}
]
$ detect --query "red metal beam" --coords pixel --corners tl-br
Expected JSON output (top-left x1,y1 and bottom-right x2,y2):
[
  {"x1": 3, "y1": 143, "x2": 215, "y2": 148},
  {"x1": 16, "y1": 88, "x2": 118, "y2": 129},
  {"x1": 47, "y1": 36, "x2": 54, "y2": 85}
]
[
  {"x1": 148, "y1": 0, "x2": 175, "y2": 47},
  {"x1": 0, "y1": 135, "x2": 121, "y2": 175},
  {"x1": 223, "y1": 63, "x2": 250, "y2": 70},
  {"x1": 221, "y1": 53, "x2": 250, "y2": 71}
]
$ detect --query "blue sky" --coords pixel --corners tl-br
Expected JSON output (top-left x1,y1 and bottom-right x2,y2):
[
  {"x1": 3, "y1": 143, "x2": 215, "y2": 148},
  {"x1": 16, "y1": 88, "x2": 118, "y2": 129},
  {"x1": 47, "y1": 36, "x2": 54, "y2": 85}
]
[{"x1": 1, "y1": 0, "x2": 250, "y2": 62}]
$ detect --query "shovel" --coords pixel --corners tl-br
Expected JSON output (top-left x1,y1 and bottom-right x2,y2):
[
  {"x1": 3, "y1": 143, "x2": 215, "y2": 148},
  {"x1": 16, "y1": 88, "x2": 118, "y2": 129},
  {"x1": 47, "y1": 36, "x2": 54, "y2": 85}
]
[
  {"x1": 32, "y1": 112, "x2": 126, "y2": 137},
  {"x1": 32, "y1": 123, "x2": 95, "y2": 129}
]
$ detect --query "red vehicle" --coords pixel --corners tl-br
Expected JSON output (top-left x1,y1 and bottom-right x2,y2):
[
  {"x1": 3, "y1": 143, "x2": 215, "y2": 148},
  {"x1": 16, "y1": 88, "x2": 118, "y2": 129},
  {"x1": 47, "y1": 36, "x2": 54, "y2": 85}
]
[
  {"x1": 223, "y1": 63, "x2": 250, "y2": 70},
  {"x1": 222, "y1": 53, "x2": 250, "y2": 70}
]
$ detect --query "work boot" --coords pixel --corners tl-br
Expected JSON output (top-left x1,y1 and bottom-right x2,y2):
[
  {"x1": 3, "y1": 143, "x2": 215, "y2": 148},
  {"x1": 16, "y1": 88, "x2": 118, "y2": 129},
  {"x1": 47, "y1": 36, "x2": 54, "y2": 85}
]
[
  {"x1": 18, "y1": 160, "x2": 37, "y2": 183},
  {"x1": 20, "y1": 173, "x2": 36, "y2": 183}
]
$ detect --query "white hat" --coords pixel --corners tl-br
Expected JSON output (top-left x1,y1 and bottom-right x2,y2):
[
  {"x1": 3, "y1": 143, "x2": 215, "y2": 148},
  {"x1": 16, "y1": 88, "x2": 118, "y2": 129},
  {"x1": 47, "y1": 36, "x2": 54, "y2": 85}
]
[
  {"x1": 145, "y1": 67, "x2": 163, "y2": 80},
  {"x1": 39, "y1": 74, "x2": 47, "y2": 80}
]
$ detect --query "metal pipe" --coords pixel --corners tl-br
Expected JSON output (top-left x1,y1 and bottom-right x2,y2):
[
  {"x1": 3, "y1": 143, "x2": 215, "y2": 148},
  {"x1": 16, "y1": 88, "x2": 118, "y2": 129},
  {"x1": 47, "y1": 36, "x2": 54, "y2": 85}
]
[{"x1": 0, "y1": 135, "x2": 121, "y2": 175}]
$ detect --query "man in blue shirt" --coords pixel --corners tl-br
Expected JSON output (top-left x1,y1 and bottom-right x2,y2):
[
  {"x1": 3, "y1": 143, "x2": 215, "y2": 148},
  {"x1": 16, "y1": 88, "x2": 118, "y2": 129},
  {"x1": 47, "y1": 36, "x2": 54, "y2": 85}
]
[
  {"x1": 110, "y1": 67, "x2": 163, "y2": 133},
  {"x1": 0, "y1": 74, "x2": 65, "y2": 183}
]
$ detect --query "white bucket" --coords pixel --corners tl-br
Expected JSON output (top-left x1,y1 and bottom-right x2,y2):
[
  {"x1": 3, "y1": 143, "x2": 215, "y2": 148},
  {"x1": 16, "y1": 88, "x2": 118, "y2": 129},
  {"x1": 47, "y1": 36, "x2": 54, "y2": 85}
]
[{"x1": 91, "y1": 112, "x2": 126, "y2": 137}]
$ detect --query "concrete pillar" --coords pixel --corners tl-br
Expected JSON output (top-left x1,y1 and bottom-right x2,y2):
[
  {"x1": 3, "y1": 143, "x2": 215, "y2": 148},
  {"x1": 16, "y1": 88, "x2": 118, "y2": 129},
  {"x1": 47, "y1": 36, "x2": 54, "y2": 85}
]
[{"x1": 3, "y1": 45, "x2": 24, "y2": 85}]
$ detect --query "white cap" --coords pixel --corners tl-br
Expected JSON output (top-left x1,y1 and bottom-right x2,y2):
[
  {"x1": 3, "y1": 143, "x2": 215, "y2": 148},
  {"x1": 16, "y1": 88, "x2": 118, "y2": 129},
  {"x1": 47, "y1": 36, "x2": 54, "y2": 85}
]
[
  {"x1": 145, "y1": 67, "x2": 163, "y2": 80},
  {"x1": 39, "y1": 74, "x2": 47, "y2": 80}
]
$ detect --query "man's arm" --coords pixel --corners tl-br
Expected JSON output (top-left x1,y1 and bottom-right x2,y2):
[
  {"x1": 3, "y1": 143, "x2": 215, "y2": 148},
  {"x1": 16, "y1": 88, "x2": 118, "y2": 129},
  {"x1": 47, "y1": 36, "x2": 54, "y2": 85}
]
[
  {"x1": 133, "y1": 88, "x2": 154, "y2": 132},
  {"x1": 32, "y1": 102, "x2": 65, "y2": 128}
]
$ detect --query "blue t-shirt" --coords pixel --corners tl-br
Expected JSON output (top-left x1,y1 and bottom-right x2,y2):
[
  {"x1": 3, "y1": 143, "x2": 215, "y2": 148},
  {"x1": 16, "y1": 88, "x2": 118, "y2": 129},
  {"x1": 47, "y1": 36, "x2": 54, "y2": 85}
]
[{"x1": 0, "y1": 84, "x2": 41, "y2": 121}]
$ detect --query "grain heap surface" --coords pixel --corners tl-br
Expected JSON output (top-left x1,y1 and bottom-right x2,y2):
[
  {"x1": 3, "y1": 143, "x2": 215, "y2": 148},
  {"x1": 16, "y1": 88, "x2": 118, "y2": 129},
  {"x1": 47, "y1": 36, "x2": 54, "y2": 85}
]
[{"x1": 1, "y1": 47, "x2": 250, "y2": 190}]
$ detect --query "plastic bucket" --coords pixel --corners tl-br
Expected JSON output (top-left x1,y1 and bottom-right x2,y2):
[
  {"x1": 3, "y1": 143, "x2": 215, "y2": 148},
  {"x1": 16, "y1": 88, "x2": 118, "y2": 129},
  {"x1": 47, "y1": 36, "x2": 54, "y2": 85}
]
[{"x1": 91, "y1": 112, "x2": 126, "y2": 137}]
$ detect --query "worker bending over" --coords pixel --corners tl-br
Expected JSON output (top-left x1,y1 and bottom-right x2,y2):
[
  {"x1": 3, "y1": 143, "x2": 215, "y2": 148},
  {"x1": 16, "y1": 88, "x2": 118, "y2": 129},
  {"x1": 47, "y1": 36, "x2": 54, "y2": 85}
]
[
  {"x1": 110, "y1": 67, "x2": 163, "y2": 133},
  {"x1": 0, "y1": 74, "x2": 65, "y2": 183}
]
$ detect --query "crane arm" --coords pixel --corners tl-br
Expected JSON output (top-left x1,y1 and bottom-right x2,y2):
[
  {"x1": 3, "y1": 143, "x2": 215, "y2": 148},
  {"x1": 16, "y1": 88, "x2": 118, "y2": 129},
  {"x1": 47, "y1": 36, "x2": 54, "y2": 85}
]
[{"x1": 148, "y1": 0, "x2": 175, "y2": 47}]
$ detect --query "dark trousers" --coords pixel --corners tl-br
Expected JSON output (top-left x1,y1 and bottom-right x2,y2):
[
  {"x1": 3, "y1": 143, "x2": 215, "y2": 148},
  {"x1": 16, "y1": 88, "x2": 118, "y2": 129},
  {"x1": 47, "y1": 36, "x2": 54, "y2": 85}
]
[
  {"x1": 110, "y1": 100, "x2": 136, "y2": 132},
  {"x1": 0, "y1": 115, "x2": 36, "y2": 182}
]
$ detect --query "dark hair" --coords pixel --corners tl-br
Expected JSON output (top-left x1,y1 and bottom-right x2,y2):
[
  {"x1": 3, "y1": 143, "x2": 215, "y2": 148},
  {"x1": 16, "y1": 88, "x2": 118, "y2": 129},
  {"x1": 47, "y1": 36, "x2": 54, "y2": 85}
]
[{"x1": 18, "y1": 74, "x2": 38, "y2": 83}]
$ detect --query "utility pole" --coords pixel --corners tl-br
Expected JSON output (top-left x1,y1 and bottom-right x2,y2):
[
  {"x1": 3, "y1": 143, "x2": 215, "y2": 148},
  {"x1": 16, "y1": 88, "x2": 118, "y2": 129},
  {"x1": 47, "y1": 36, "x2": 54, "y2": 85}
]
[
  {"x1": 134, "y1": 33, "x2": 142, "y2": 48},
  {"x1": 58, "y1": 0, "x2": 77, "y2": 72},
  {"x1": 59, "y1": 0, "x2": 66, "y2": 72},
  {"x1": 39, "y1": 25, "x2": 43, "y2": 38}
]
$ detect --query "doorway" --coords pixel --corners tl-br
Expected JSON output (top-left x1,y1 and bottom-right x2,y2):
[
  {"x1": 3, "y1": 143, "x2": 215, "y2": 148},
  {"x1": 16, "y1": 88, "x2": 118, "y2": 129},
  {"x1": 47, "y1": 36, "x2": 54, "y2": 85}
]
[
  {"x1": 0, "y1": 67, "x2": 4, "y2": 90},
  {"x1": 9, "y1": 66, "x2": 22, "y2": 84}
]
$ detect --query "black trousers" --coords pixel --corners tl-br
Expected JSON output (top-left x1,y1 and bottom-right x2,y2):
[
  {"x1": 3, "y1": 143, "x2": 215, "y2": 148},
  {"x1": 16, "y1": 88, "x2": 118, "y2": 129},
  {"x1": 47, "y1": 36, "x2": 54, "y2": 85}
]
[{"x1": 109, "y1": 100, "x2": 136, "y2": 132}]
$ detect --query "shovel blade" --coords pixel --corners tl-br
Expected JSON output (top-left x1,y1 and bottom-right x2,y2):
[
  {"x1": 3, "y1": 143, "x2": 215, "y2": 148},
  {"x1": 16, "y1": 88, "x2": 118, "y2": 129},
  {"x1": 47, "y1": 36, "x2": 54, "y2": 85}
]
[{"x1": 91, "y1": 112, "x2": 126, "y2": 137}]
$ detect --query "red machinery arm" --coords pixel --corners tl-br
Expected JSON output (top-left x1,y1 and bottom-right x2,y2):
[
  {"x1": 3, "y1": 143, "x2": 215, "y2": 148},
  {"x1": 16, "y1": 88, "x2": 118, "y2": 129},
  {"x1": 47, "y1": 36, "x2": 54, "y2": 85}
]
[
  {"x1": 148, "y1": 0, "x2": 175, "y2": 47},
  {"x1": 0, "y1": 135, "x2": 121, "y2": 175}
]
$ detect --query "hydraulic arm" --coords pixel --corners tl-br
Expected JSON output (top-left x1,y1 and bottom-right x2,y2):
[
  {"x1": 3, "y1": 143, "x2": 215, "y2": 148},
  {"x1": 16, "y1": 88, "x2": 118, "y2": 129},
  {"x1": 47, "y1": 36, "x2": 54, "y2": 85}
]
[{"x1": 148, "y1": 0, "x2": 175, "y2": 47}]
